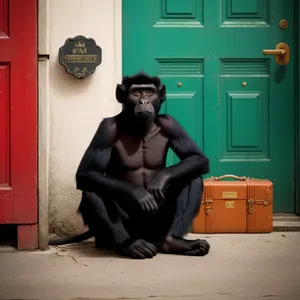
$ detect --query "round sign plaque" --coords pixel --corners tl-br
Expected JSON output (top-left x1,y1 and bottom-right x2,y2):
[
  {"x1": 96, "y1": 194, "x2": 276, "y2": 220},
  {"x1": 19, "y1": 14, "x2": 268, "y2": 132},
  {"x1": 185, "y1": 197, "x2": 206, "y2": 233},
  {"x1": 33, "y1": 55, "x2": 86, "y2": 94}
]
[{"x1": 59, "y1": 35, "x2": 102, "y2": 79}]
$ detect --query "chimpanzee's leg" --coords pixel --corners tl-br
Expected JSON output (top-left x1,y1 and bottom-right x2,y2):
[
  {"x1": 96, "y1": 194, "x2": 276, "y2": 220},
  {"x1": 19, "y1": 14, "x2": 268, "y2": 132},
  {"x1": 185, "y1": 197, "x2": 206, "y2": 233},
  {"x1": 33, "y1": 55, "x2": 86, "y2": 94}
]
[
  {"x1": 78, "y1": 191, "x2": 158, "y2": 259},
  {"x1": 146, "y1": 176, "x2": 210, "y2": 256},
  {"x1": 167, "y1": 176, "x2": 204, "y2": 237}
]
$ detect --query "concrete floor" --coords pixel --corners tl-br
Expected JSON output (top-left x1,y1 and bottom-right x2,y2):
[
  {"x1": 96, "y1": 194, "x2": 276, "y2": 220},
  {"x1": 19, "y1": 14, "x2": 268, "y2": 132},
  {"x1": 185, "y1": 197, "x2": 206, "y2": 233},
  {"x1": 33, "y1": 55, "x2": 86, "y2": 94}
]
[{"x1": 0, "y1": 232, "x2": 300, "y2": 300}]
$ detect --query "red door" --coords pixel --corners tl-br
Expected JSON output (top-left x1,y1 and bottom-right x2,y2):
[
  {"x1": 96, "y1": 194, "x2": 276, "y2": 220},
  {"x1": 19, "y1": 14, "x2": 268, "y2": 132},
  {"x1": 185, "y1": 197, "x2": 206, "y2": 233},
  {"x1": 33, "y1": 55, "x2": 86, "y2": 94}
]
[{"x1": 0, "y1": 0, "x2": 37, "y2": 249}]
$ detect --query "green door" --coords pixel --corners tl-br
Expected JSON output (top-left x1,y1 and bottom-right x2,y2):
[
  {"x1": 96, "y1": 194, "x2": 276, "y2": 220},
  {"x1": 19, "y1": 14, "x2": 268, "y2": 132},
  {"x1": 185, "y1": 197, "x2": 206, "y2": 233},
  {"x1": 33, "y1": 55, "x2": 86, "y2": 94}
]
[{"x1": 122, "y1": 0, "x2": 296, "y2": 213}]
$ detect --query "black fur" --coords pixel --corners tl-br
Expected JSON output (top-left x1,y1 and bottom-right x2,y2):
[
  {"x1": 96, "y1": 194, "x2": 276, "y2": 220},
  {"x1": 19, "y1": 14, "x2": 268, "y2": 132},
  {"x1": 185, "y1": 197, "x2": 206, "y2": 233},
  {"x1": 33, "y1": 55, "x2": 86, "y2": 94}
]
[{"x1": 49, "y1": 72, "x2": 210, "y2": 258}]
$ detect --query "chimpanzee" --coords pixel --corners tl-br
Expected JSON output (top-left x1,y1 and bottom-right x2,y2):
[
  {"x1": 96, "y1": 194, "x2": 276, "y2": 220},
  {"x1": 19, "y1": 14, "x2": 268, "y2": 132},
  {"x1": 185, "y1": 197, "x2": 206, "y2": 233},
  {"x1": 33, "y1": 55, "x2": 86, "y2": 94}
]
[{"x1": 49, "y1": 72, "x2": 210, "y2": 259}]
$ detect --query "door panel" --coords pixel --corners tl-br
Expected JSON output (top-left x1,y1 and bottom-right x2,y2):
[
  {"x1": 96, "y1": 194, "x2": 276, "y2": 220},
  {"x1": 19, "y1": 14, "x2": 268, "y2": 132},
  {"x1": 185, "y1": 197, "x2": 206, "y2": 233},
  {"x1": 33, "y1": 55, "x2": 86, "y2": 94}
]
[
  {"x1": 122, "y1": 0, "x2": 295, "y2": 212},
  {"x1": 0, "y1": 0, "x2": 37, "y2": 223},
  {"x1": 0, "y1": 65, "x2": 9, "y2": 185},
  {"x1": 159, "y1": 63, "x2": 204, "y2": 166},
  {"x1": 219, "y1": 60, "x2": 270, "y2": 161}
]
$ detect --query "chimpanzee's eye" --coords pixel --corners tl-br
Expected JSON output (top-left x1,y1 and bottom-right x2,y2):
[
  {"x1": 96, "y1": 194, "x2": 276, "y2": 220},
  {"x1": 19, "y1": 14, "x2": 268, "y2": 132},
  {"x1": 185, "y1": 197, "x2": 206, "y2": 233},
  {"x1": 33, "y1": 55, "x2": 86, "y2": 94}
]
[
  {"x1": 133, "y1": 90, "x2": 141, "y2": 96},
  {"x1": 145, "y1": 90, "x2": 154, "y2": 96}
]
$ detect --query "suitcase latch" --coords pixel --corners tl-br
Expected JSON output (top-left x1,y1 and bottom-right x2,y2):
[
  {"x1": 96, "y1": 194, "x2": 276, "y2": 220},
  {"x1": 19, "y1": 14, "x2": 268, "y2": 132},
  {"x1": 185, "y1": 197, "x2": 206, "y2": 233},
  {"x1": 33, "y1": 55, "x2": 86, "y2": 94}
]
[
  {"x1": 247, "y1": 200, "x2": 255, "y2": 214},
  {"x1": 202, "y1": 199, "x2": 213, "y2": 215},
  {"x1": 247, "y1": 199, "x2": 270, "y2": 214}
]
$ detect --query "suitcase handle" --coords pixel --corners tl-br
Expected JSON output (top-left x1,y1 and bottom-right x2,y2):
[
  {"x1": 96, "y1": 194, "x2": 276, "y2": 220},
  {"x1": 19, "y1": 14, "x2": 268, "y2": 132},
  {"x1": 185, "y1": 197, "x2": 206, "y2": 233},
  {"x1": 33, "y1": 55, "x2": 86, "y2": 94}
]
[{"x1": 211, "y1": 174, "x2": 247, "y2": 181}]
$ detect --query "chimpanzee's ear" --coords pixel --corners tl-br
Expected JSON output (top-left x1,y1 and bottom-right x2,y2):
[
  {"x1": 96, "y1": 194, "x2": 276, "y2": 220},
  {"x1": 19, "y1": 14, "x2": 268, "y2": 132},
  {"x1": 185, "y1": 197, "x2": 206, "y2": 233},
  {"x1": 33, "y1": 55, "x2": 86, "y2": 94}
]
[
  {"x1": 159, "y1": 84, "x2": 166, "y2": 103},
  {"x1": 115, "y1": 84, "x2": 126, "y2": 103}
]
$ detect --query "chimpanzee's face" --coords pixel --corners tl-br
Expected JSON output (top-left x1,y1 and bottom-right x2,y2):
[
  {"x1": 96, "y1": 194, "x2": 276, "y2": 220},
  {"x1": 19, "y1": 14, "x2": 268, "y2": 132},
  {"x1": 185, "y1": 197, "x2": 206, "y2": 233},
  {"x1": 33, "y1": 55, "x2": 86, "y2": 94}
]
[{"x1": 127, "y1": 84, "x2": 161, "y2": 120}]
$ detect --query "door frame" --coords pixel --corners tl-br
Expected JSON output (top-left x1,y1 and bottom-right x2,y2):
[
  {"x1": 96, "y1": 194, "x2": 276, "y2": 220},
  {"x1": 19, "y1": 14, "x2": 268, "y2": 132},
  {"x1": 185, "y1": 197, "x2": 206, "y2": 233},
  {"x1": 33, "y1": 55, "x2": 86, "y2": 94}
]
[
  {"x1": 37, "y1": 0, "x2": 50, "y2": 250},
  {"x1": 296, "y1": 0, "x2": 300, "y2": 215}
]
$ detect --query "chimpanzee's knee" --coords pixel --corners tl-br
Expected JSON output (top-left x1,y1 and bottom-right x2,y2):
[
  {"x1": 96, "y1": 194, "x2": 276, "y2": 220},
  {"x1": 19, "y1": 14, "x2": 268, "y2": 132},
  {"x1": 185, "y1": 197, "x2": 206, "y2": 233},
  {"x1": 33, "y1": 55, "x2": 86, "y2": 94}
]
[{"x1": 78, "y1": 190, "x2": 135, "y2": 247}]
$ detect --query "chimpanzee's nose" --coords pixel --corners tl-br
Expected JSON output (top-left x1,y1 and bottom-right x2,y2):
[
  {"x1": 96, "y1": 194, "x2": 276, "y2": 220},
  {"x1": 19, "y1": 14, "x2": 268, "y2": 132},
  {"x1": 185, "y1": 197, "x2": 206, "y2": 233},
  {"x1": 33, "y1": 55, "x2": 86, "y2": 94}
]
[{"x1": 139, "y1": 99, "x2": 150, "y2": 105}]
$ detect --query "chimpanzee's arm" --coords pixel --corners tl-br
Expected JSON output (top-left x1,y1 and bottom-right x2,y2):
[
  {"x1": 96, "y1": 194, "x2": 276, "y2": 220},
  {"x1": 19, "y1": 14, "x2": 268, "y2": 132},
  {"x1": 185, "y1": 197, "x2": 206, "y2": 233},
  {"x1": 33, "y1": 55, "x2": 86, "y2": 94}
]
[
  {"x1": 158, "y1": 114, "x2": 209, "y2": 185},
  {"x1": 75, "y1": 117, "x2": 138, "y2": 198}
]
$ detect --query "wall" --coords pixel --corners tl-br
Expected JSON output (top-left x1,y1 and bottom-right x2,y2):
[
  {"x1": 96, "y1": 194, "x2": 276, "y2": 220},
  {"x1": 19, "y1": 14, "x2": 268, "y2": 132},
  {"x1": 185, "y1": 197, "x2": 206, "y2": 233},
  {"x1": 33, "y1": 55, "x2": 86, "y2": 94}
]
[{"x1": 43, "y1": 0, "x2": 122, "y2": 238}]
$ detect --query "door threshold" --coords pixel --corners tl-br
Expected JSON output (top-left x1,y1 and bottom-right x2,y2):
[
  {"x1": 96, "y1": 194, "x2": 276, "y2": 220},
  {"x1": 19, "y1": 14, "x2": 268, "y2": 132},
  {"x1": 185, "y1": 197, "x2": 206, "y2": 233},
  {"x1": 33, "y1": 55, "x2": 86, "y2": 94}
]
[{"x1": 273, "y1": 213, "x2": 300, "y2": 232}]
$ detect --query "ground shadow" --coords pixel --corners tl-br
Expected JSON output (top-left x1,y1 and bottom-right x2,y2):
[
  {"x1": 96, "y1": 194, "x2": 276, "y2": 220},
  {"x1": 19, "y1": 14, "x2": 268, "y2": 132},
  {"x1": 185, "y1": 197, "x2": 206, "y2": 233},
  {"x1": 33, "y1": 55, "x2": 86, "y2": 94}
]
[
  {"x1": 53, "y1": 235, "x2": 213, "y2": 260},
  {"x1": 53, "y1": 240, "x2": 133, "y2": 260}
]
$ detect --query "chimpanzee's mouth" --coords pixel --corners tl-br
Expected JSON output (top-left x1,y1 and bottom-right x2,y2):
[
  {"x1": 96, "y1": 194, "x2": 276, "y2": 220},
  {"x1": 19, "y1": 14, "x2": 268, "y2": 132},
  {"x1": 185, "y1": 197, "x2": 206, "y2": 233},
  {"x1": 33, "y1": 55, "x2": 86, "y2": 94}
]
[{"x1": 136, "y1": 111, "x2": 153, "y2": 116}]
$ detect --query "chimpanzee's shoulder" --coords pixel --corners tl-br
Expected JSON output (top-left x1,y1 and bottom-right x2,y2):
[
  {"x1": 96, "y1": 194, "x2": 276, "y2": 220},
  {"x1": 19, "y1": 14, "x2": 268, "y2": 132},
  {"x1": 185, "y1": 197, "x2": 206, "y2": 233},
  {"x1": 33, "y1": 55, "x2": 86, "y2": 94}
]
[
  {"x1": 94, "y1": 115, "x2": 120, "y2": 145},
  {"x1": 99, "y1": 116, "x2": 117, "y2": 132},
  {"x1": 156, "y1": 114, "x2": 184, "y2": 138}
]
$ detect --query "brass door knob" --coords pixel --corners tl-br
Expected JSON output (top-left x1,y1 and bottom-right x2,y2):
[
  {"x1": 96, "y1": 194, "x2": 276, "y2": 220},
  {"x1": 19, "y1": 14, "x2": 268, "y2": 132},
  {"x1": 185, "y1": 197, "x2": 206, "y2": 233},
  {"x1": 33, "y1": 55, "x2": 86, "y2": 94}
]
[
  {"x1": 262, "y1": 42, "x2": 290, "y2": 66},
  {"x1": 177, "y1": 82, "x2": 182, "y2": 87}
]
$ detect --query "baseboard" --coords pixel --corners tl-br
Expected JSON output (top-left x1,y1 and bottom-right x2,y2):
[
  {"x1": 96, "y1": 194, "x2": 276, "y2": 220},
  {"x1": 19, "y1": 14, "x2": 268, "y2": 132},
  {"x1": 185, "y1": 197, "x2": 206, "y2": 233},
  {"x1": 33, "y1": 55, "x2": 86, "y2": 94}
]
[{"x1": 273, "y1": 213, "x2": 300, "y2": 232}]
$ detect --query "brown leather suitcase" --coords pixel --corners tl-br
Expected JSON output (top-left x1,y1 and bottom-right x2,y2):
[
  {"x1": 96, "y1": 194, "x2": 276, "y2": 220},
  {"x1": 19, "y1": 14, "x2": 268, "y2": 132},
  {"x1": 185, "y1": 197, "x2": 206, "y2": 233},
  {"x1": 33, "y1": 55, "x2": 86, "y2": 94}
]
[{"x1": 192, "y1": 175, "x2": 273, "y2": 234}]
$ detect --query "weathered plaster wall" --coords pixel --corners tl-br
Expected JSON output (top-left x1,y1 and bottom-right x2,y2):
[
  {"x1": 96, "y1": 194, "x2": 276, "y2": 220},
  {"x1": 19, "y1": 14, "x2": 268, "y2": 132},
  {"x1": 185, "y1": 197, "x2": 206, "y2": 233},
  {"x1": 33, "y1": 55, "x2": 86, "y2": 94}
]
[{"x1": 48, "y1": 0, "x2": 122, "y2": 236}]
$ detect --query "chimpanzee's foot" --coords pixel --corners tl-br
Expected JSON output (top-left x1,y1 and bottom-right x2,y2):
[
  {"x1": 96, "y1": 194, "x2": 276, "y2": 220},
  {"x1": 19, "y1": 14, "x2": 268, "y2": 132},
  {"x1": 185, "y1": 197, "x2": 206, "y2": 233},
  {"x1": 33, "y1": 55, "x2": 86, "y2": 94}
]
[
  {"x1": 119, "y1": 239, "x2": 159, "y2": 259},
  {"x1": 161, "y1": 236, "x2": 210, "y2": 256}
]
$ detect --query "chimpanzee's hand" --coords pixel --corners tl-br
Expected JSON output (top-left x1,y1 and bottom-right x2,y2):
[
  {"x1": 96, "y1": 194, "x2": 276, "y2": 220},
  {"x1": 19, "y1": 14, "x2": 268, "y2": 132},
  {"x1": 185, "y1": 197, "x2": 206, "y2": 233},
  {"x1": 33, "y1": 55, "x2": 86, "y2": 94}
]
[
  {"x1": 147, "y1": 170, "x2": 171, "y2": 205},
  {"x1": 131, "y1": 187, "x2": 158, "y2": 217}
]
